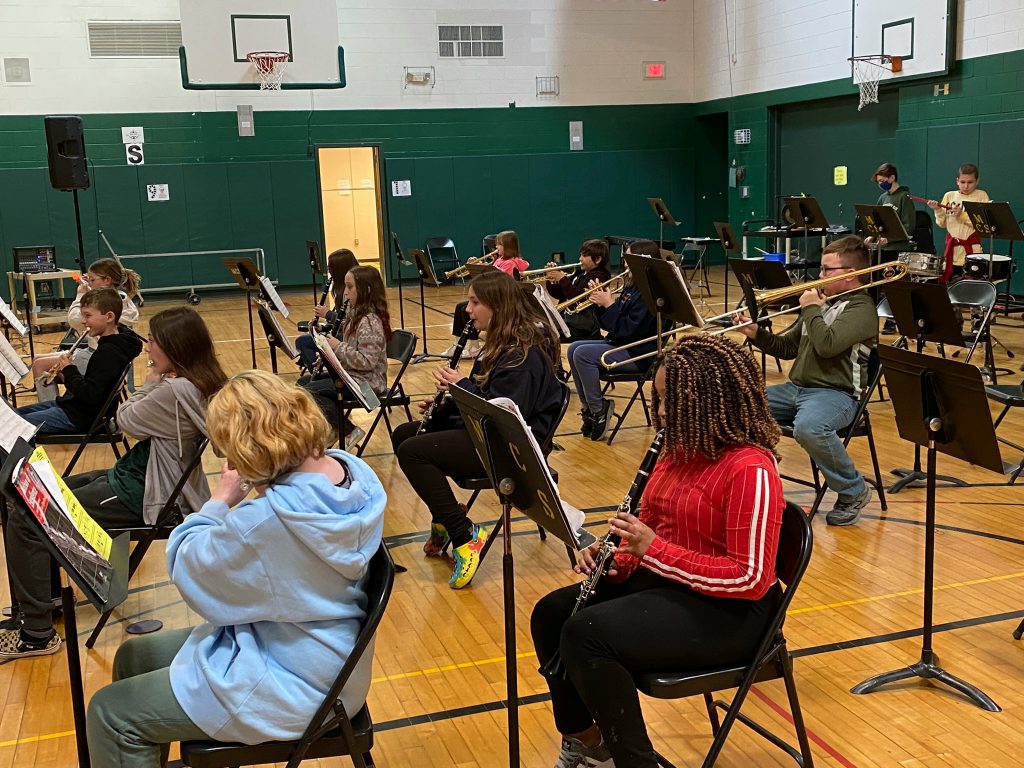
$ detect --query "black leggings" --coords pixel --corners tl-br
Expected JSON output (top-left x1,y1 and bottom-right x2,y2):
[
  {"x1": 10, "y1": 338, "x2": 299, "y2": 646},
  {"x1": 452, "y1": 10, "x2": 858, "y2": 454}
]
[
  {"x1": 531, "y1": 569, "x2": 781, "y2": 768},
  {"x1": 391, "y1": 420, "x2": 485, "y2": 548}
]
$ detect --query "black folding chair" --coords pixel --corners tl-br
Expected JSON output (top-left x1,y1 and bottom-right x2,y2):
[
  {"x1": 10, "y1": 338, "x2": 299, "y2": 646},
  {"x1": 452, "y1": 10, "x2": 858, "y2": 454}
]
[
  {"x1": 635, "y1": 501, "x2": 815, "y2": 768},
  {"x1": 36, "y1": 362, "x2": 133, "y2": 476},
  {"x1": 179, "y1": 542, "x2": 396, "y2": 768},
  {"x1": 346, "y1": 330, "x2": 417, "y2": 456},
  {"x1": 85, "y1": 437, "x2": 209, "y2": 648},
  {"x1": 947, "y1": 279, "x2": 1003, "y2": 382},
  {"x1": 779, "y1": 347, "x2": 888, "y2": 518},
  {"x1": 425, "y1": 237, "x2": 461, "y2": 280},
  {"x1": 985, "y1": 379, "x2": 1024, "y2": 484},
  {"x1": 599, "y1": 362, "x2": 654, "y2": 445}
]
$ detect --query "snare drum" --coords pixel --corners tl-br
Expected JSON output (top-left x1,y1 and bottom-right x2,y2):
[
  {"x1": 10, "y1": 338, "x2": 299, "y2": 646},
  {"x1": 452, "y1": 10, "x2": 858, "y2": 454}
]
[
  {"x1": 897, "y1": 252, "x2": 944, "y2": 277},
  {"x1": 965, "y1": 254, "x2": 1012, "y2": 281}
]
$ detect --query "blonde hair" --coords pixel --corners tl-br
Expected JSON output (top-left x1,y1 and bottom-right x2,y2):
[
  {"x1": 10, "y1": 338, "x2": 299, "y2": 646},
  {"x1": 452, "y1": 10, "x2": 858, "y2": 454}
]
[
  {"x1": 207, "y1": 370, "x2": 330, "y2": 484},
  {"x1": 89, "y1": 258, "x2": 141, "y2": 298}
]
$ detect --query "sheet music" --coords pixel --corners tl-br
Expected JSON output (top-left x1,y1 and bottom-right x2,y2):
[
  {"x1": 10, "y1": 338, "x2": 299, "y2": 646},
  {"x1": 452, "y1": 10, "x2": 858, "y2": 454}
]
[
  {"x1": 532, "y1": 285, "x2": 572, "y2": 338},
  {"x1": 312, "y1": 332, "x2": 381, "y2": 411},
  {"x1": 0, "y1": 298, "x2": 26, "y2": 336},
  {"x1": 257, "y1": 302, "x2": 298, "y2": 359},
  {"x1": 486, "y1": 395, "x2": 586, "y2": 538},
  {"x1": 257, "y1": 275, "x2": 290, "y2": 318},
  {"x1": 0, "y1": 333, "x2": 29, "y2": 384},
  {"x1": 0, "y1": 399, "x2": 36, "y2": 454}
]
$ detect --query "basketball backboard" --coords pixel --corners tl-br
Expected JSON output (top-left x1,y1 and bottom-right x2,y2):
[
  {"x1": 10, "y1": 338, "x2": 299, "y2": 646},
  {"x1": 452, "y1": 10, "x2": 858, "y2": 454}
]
[
  {"x1": 851, "y1": 0, "x2": 955, "y2": 85},
  {"x1": 179, "y1": 0, "x2": 345, "y2": 90}
]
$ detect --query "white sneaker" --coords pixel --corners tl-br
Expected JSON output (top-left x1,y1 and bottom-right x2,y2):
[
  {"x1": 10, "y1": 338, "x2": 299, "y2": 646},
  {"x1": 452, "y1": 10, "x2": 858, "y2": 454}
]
[
  {"x1": 463, "y1": 338, "x2": 483, "y2": 359},
  {"x1": 553, "y1": 736, "x2": 613, "y2": 768},
  {"x1": 344, "y1": 426, "x2": 365, "y2": 452}
]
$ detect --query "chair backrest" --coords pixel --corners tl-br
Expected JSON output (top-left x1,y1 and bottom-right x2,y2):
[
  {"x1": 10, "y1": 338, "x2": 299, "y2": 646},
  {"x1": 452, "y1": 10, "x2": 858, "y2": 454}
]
[
  {"x1": 425, "y1": 237, "x2": 456, "y2": 253},
  {"x1": 913, "y1": 210, "x2": 937, "y2": 254},
  {"x1": 774, "y1": 501, "x2": 814, "y2": 592},
  {"x1": 154, "y1": 436, "x2": 209, "y2": 527},
  {"x1": 540, "y1": 380, "x2": 572, "y2": 455},
  {"x1": 876, "y1": 296, "x2": 893, "y2": 320},
  {"x1": 288, "y1": 543, "x2": 396, "y2": 760},
  {"x1": 947, "y1": 279, "x2": 998, "y2": 310},
  {"x1": 386, "y1": 329, "x2": 417, "y2": 366},
  {"x1": 86, "y1": 362, "x2": 133, "y2": 434}
]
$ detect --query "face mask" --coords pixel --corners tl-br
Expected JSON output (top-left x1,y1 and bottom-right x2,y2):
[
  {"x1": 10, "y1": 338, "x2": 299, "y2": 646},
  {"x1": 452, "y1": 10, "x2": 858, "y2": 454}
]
[{"x1": 878, "y1": 180, "x2": 893, "y2": 192}]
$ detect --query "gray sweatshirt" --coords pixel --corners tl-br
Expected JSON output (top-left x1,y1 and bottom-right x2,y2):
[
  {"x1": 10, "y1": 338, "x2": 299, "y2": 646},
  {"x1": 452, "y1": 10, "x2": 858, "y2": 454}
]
[{"x1": 116, "y1": 376, "x2": 210, "y2": 525}]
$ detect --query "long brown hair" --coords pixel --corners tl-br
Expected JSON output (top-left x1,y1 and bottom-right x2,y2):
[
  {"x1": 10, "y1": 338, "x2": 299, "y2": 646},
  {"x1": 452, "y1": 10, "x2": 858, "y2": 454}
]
[
  {"x1": 468, "y1": 270, "x2": 559, "y2": 389},
  {"x1": 652, "y1": 334, "x2": 780, "y2": 462},
  {"x1": 327, "y1": 249, "x2": 359, "y2": 308},
  {"x1": 89, "y1": 257, "x2": 141, "y2": 298},
  {"x1": 149, "y1": 307, "x2": 227, "y2": 400},
  {"x1": 345, "y1": 265, "x2": 393, "y2": 342},
  {"x1": 496, "y1": 230, "x2": 522, "y2": 263}
]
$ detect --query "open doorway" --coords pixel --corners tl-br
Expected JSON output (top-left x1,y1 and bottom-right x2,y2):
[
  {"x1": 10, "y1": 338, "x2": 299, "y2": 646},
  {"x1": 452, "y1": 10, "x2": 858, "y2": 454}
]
[{"x1": 316, "y1": 146, "x2": 384, "y2": 269}]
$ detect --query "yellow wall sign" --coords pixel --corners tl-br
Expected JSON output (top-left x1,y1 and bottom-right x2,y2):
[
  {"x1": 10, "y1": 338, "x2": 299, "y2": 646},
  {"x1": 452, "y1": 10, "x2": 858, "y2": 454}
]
[{"x1": 834, "y1": 166, "x2": 848, "y2": 186}]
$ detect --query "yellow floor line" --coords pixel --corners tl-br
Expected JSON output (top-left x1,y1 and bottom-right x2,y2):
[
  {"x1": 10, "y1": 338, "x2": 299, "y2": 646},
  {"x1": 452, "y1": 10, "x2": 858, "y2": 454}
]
[{"x1": 0, "y1": 730, "x2": 76, "y2": 749}]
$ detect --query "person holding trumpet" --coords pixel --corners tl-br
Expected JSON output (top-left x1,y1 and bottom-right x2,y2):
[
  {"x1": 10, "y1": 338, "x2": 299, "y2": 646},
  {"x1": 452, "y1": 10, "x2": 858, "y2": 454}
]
[
  {"x1": 733, "y1": 235, "x2": 878, "y2": 526},
  {"x1": 545, "y1": 239, "x2": 612, "y2": 341},
  {"x1": 568, "y1": 239, "x2": 663, "y2": 442}
]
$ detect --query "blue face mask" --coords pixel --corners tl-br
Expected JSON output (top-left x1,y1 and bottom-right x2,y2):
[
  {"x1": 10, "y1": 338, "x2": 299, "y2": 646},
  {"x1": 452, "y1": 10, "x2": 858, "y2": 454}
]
[{"x1": 878, "y1": 180, "x2": 893, "y2": 192}]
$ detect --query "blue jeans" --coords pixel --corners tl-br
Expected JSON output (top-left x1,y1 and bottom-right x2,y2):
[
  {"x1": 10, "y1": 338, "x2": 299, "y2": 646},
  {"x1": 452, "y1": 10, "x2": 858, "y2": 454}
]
[
  {"x1": 567, "y1": 340, "x2": 641, "y2": 413},
  {"x1": 767, "y1": 382, "x2": 865, "y2": 500},
  {"x1": 16, "y1": 402, "x2": 78, "y2": 434},
  {"x1": 296, "y1": 333, "x2": 318, "y2": 370}
]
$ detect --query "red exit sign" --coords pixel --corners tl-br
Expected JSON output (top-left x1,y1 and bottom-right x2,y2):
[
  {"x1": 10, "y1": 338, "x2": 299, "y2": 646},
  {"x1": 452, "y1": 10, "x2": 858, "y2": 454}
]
[{"x1": 644, "y1": 61, "x2": 666, "y2": 79}]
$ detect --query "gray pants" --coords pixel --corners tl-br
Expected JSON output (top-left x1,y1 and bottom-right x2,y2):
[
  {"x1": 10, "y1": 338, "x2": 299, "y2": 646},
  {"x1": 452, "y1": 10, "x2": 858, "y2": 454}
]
[{"x1": 87, "y1": 629, "x2": 210, "y2": 768}]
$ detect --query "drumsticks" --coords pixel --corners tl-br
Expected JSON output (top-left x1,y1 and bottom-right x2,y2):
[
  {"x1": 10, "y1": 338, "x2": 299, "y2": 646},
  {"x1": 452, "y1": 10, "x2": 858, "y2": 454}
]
[{"x1": 908, "y1": 194, "x2": 955, "y2": 211}]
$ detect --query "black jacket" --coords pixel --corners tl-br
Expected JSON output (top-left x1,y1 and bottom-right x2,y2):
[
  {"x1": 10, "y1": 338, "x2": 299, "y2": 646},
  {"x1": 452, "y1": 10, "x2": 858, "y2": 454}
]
[{"x1": 58, "y1": 328, "x2": 143, "y2": 430}]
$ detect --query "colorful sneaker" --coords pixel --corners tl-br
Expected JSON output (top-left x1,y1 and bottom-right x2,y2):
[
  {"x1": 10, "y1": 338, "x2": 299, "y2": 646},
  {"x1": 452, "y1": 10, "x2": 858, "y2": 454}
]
[
  {"x1": 423, "y1": 523, "x2": 450, "y2": 557},
  {"x1": 449, "y1": 524, "x2": 489, "y2": 589},
  {"x1": 553, "y1": 735, "x2": 613, "y2": 768},
  {"x1": 0, "y1": 629, "x2": 62, "y2": 659}
]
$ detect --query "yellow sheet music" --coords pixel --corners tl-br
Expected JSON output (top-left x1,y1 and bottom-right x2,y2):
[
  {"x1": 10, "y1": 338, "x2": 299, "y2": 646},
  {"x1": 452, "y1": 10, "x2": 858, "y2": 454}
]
[{"x1": 29, "y1": 446, "x2": 113, "y2": 561}]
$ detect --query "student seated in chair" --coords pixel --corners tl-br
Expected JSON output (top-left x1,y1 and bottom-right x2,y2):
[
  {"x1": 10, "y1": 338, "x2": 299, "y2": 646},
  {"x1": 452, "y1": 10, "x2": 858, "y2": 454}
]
[
  {"x1": 0, "y1": 307, "x2": 224, "y2": 659},
  {"x1": 16, "y1": 287, "x2": 142, "y2": 434},
  {"x1": 532, "y1": 336, "x2": 784, "y2": 768},
  {"x1": 85, "y1": 371, "x2": 386, "y2": 768}
]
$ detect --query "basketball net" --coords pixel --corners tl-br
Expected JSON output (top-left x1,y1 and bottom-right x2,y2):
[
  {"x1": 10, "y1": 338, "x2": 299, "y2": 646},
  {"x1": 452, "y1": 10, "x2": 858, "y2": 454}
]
[
  {"x1": 246, "y1": 52, "x2": 289, "y2": 91},
  {"x1": 853, "y1": 58, "x2": 880, "y2": 111}
]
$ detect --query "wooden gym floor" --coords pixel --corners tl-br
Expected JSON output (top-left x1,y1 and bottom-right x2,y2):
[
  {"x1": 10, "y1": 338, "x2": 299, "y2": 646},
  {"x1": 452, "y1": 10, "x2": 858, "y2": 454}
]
[{"x1": 3, "y1": 268, "x2": 1024, "y2": 767}]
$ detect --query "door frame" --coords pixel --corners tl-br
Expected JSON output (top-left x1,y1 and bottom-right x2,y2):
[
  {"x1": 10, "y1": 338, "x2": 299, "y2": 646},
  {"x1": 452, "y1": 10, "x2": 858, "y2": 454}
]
[{"x1": 313, "y1": 143, "x2": 387, "y2": 271}]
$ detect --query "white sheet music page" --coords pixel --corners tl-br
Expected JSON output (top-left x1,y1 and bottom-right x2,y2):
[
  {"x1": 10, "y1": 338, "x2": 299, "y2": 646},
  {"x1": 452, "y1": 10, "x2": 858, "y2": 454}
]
[
  {"x1": 311, "y1": 332, "x2": 381, "y2": 411},
  {"x1": 0, "y1": 400, "x2": 37, "y2": 454},
  {"x1": 257, "y1": 275, "x2": 290, "y2": 318},
  {"x1": 0, "y1": 334, "x2": 29, "y2": 384},
  {"x1": 532, "y1": 285, "x2": 571, "y2": 338},
  {"x1": 0, "y1": 298, "x2": 27, "y2": 336}
]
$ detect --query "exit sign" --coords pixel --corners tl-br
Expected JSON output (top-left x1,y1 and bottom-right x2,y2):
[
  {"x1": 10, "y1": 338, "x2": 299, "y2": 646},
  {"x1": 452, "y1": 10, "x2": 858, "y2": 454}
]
[{"x1": 643, "y1": 61, "x2": 666, "y2": 79}]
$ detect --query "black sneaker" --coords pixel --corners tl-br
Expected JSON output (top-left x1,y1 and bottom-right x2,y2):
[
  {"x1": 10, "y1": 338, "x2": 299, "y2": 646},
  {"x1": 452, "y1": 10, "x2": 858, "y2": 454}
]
[
  {"x1": 881, "y1": 319, "x2": 897, "y2": 336},
  {"x1": 589, "y1": 399, "x2": 616, "y2": 442},
  {"x1": 0, "y1": 613, "x2": 23, "y2": 632},
  {"x1": 826, "y1": 485, "x2": 872, "y2": 526},
  {"x1": 579, "y1": 408, "x2": 595, "y2": 439}
]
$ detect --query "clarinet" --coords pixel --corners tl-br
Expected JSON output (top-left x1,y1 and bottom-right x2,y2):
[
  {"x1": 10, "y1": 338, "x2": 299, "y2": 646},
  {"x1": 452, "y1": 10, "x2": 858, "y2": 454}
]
[
  {"x1": 310, "y1": 278, "x2": 334, "y2": 332},
  {"x1": 540, "y1": 428, "x2": 665, "y2": 679},
  {"x1": 417, "y1": 321, "x2": 475, "y2": 435}
]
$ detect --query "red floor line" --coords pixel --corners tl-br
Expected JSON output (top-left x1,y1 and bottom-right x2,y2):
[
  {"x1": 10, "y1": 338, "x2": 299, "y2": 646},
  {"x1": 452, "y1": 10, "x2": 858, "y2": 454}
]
[{"x1": 749, "y1": 685, "x2": 859, "y2": 768}]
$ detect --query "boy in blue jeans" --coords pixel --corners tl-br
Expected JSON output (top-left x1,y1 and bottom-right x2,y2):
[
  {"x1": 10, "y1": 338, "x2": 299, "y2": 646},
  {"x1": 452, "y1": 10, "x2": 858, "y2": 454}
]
[{"x1": 18, "y1": 287, "x2": 142, "y2": 434}]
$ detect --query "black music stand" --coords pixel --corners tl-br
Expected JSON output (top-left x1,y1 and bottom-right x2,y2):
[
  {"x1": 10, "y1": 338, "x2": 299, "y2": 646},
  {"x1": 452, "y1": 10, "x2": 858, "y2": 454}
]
[
  {"x1": 450, "y1": 387, "x2": 592, "y2": 768},
  {"x1": 306, "y1": 240, "x2": 322, "y2": 305},
  {"x1": 222, "y1": 257, "x2": 263, "y2": 369},
  {"x1": 647, "y1": 197, "x2": 678, "y2": 250},
  {"x1": 855, "y1": 204, "x2": 911, "y2": 263},
  {"x1": 884, "y1": 280, "x2": 970, "y2": 493},
  {"x1": 408, "y1": 248, "x2": 449, "y2": 365},
  {"x1": 624, "y1": 254, "x2": 703, "y2": 358},
  {"x1": 256, "y1": 302, "x2": 298, "y2": 375},
  {"x1": 0, "y1": 438, "x2": 130, "y2": 768},
  {"x1": 783, "y1": 196, "x2": 830, "y2": 263},
  {"x1": 851, "y1": 347, "x2": 1004, "y2": 711},
  {"x1": 962, "y1": 201, "x2": 1024, "y2": 281},
  {"x1": 715, "y1": 221, "x2": 741, "y2": 314},
  {"x1": 729, "y1": 259, "x2": 791, "y2": 376},
  {"x1": 392, "y1": 232, "x2": 415, "y2": 329}
]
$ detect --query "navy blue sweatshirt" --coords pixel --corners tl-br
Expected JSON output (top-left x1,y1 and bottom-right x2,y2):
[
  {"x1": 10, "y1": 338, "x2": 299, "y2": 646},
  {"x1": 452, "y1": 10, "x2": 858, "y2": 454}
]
[
  {"x1": 598, "y1": 285, "x2": 662, "y2": 359},
  {"x1": 58, "y1": 328, "x2": 143, "y2": 430}
]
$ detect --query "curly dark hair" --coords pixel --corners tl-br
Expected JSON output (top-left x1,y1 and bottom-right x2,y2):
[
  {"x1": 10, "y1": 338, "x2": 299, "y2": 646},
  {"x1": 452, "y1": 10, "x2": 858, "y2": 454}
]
[{"x1": 652, "y1": 334, "x2": 780, "y2": 462}]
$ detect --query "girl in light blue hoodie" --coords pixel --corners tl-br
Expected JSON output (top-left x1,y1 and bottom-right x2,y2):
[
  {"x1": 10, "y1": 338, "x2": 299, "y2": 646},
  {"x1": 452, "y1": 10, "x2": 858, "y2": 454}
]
[{"x1": 87, "y1": 370, "x2": 386, "y2": 768}]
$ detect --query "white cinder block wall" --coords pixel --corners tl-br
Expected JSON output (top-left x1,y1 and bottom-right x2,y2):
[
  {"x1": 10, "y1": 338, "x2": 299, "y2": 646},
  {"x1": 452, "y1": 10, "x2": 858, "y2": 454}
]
[{"x1": 0, "y1": 0, "x2": 692, "y2": 115}]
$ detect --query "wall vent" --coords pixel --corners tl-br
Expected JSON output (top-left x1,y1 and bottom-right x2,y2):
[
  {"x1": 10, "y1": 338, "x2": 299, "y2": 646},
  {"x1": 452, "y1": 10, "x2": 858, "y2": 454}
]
[
  {"x1": 2, "y1": 58, "x2": 31, "y2": 84},
  {"x1": 88, "y1": 21, "x2": 182, "y2": 58},
  {"x1": 438, "y1": 25, "x2": 503, "y2": 58}
]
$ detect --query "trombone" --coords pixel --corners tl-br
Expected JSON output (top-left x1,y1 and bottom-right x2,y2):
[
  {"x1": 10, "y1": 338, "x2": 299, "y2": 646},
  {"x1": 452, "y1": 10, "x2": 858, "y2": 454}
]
[
  {"x1": 600, "y1": 260, "x2": 909, "y2": 369},
  {"x1": 556, "y1": 273, "x2": 627, "y2": 314},
  {"x1": 445, "y1": 251, "x2": 497, "y2": 280},
  {"x1": 517, "y1": 261, "x2": 584, "y2": 282}
]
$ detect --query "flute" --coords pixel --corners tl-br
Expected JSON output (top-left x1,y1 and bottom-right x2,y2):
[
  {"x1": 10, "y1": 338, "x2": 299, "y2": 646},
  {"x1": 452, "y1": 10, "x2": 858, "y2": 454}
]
[{"x1": 39, "y1": 333, "x2": 88, "y2": 385}]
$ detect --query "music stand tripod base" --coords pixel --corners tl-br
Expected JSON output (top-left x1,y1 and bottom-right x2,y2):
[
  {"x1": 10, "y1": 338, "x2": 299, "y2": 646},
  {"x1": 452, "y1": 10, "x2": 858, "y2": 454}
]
[
  {"x1": 887, "y1": 466, "x2": 967, "y2": 493},
  {"x1": 851, "y1": 649, "x2": 1000, "y2": 711}
]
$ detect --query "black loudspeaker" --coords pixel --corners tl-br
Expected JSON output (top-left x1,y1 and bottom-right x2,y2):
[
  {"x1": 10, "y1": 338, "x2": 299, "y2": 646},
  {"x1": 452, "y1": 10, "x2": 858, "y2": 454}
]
[{"x1": 44, "y1": 115, "x2": 90, "y2": 191}]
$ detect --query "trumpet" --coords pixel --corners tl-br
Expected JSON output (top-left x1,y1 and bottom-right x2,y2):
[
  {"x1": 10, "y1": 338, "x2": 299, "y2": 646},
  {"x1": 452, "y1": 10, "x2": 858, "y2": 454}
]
[
  {"x1": 599, "y1": 260, "x2": 909, "y2": 370},
  {"x1": 40, "y1": 333, "x2": 89, "y2": 385},
  {"x1": 515, "y1": 261, "x2": 584, "y2": 282},
  {"x1": 445, "y1": 252, "x2": 497, "y2": 280},
  {"x1": 555, "y1": 273, "x2": 627, "y2": 314}
]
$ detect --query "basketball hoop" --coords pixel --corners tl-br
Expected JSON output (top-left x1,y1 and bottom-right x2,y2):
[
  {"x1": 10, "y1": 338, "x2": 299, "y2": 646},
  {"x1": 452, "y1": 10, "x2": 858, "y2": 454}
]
[
  {"x1": 246, "y1": 51, "x2": 290, "y2": 91},
  {"x1": 849, "y1": 54, "x2": 902, "y2": 110}
]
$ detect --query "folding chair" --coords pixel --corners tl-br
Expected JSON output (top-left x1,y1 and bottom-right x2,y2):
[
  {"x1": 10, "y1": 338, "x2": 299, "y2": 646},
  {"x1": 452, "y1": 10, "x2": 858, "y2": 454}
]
[
  {"x1": 985, "y1": 379, "x2": 1024, "y2": 484},
  {"x1": 599, "y1": 363, "x2": 654, "y2": 445},
  {"x1": 85, "y1": 437, "x2": 209, "y2": 648},
  {"x1": 348, "y1": 330, "x2": 417, "y2": 456},
  {"x1": 425, "y1": 237, "x2": 461, "y2": 280},
  {"x1": 779, "y1": 347, "x2": 888, "y2": 518},
  {"x1": 947, "y1": 279, "x2": 1002, "y2": 383},
  {"x1": 635, "y1": 501, "x2": 815, "y2": 768},
  {"x1": 179, "y1": 543, "x2": 396, "y2": 768},
  {"x1": 36, "y1": 362, "x2": 133, "y2": 477},
  {"x1": 447, "y1": 381, "x2": 576, "y2": 567}
]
